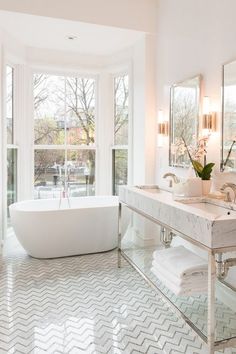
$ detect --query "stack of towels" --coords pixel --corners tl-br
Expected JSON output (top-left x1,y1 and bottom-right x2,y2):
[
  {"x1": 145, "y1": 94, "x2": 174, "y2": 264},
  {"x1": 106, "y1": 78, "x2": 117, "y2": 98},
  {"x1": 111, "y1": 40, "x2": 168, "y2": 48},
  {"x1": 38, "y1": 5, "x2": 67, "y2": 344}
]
[{"x1": 151, "y1": 246, "x2": 208, "y2": 296}]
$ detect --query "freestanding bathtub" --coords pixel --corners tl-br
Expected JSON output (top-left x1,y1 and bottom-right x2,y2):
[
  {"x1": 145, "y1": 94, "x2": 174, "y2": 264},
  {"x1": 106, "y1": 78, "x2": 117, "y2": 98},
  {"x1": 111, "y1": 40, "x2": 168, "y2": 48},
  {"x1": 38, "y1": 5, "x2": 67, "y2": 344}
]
[{"x1": 9, "y1": 196, "x2": 119, "y2": 259}]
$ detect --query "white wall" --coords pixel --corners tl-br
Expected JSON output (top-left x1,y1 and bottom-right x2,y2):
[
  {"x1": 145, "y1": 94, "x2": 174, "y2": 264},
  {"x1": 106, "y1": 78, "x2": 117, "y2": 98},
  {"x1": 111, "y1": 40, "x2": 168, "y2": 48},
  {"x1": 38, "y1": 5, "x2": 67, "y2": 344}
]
[
  {"x1": 133, "y1": 34, "x2": 157, "y2": 185},
  {"x1": 0, "y1": 35, "x2": 4, "y2": 249},
  {"x1": 155, "y1": 0, "x2": 236, "y2": 188},
  {"x1": 0, "y1": 0, "x2": 157, "y2": 33}
]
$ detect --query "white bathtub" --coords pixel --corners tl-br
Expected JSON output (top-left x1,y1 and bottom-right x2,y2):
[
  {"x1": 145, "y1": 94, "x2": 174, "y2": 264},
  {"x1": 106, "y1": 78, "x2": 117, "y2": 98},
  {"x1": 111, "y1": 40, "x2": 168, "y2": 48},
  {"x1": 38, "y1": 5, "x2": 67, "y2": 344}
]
[{"x1": 9, "y1": 196, "x2": 119, "y2": 259}]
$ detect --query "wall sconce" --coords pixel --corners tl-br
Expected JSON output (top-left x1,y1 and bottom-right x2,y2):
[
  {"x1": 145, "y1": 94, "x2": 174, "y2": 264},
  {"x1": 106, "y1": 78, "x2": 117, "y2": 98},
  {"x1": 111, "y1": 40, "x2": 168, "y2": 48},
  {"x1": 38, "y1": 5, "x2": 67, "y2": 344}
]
[
  {"x1": 158, "y1": 110, "x2": 168, "y2": 136},
  {"x1": 202, "y1": 96, "x2": 216, "y2": 132}
]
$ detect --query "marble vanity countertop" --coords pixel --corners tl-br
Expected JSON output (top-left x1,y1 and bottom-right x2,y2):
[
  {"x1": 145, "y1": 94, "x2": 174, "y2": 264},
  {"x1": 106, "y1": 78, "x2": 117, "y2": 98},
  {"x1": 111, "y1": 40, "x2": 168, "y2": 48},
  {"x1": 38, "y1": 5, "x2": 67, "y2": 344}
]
[{"x1": 119, "y1": 186, "x2": 236, "y2": 250}]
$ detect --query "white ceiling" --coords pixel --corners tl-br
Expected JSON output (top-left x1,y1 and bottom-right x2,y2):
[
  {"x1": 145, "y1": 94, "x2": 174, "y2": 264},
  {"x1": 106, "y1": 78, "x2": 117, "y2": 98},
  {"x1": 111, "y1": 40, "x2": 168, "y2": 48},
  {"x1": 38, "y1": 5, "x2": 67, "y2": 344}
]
[{"x1": 0, "y1": 10, "x2": 144, "y2": 56}]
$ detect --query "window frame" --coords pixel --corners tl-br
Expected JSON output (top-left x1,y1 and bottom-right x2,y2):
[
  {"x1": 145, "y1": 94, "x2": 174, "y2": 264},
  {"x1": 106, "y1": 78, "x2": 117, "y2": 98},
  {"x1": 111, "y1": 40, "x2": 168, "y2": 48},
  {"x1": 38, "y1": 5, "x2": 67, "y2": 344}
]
[
  {"x1": 32, "y1": 69, "x2": 99, "y2": 198},
  {"x1": 111, "y1": 70, "x2": 132, "y2": 195},
  {"x1": 3, "y1": 61, "x2": 19, "y2": 238}
]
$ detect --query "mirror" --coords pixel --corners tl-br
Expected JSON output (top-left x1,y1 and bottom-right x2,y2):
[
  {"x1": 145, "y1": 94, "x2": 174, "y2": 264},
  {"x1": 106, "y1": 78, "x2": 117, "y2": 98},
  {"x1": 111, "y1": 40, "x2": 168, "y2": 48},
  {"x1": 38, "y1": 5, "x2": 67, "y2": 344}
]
[
  {"x1": 169, "y1": 75, "x2": 201, "y2": 167},
  {"x1": 222, "y1": 60, "x2": 236, "y2": 171}
]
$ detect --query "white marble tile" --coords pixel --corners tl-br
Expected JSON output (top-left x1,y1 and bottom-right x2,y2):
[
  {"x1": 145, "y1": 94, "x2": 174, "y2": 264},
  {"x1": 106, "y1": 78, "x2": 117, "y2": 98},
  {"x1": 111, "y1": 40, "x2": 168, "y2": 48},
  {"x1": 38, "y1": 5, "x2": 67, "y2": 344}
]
[{"x1": 0, "y1": 235, "x2": 235, "y2": 353}]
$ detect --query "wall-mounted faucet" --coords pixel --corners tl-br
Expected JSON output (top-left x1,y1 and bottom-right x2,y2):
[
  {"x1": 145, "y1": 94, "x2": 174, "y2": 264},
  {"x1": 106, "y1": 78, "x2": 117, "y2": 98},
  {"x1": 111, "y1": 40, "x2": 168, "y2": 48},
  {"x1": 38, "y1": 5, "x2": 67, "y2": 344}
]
[
  {"x1": 163, "y1": 173, "x2": 180, "y2": 188},
  {"x1": 220, "y1": 182, "x2": 236, "y2": 203}
]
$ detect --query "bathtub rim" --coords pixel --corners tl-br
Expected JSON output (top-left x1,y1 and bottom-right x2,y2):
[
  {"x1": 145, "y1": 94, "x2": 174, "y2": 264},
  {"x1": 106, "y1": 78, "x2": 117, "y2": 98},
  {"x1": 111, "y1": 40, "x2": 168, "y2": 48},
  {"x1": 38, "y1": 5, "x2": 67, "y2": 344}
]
[{"x1": 9, "y1": 195, "x2": 119, "y2": 212}]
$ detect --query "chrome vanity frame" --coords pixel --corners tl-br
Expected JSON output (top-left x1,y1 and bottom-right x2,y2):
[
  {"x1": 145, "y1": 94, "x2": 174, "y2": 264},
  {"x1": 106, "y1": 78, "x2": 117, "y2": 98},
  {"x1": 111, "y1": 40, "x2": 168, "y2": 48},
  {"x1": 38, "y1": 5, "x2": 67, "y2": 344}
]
[{"x1": 118, "y1": 201, "x2": 236, "y2": 354}]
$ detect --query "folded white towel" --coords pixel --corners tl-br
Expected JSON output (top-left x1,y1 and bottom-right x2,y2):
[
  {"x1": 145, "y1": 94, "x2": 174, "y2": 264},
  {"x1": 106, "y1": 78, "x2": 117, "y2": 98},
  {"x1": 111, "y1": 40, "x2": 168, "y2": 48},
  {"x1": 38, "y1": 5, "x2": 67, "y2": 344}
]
[
  {"x1": 151, "y1": 267, "x2": 207, "y2": 296},
  {"x1": 152, "y1": 246, "x2": 208, "y2": 278},
  {"x1": 152, "y1": 260, "x2": 208, "y2": 288}
]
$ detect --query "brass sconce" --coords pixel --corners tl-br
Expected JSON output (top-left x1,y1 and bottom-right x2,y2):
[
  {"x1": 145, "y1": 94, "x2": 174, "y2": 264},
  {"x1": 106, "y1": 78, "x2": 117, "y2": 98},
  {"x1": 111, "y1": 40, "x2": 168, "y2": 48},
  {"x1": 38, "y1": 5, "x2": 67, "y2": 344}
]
[
  {"x1": 202, "y1": 96, "x2": 216, "y2": 132},
  {"x1": 158, "y1": 110, "x2": 169, "y2": 136}
]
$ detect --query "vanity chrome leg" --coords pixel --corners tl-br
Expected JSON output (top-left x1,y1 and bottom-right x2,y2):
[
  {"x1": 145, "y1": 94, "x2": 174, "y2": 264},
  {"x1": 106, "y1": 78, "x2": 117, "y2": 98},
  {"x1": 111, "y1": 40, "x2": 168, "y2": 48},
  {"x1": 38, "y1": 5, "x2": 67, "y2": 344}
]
[
  {"x1": 118, "y1": 202, "x2": 122, "y2": 268},
  {"x1": 207, "y1": 251, "x2": 216, "y2": 354},
  {"x1": 216, "y1": 253, "x2": 224, "y2": 279}
]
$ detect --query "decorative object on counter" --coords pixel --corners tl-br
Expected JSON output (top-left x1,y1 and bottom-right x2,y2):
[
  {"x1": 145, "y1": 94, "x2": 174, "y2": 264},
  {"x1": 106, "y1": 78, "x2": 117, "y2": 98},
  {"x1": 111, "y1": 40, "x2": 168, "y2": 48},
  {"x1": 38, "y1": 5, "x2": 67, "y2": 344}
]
[
  {"x1": 173, "y1": 177, "x2": 202, "y2": 198},
  {"x1": 162, "y1": 171, "x2": 202, "y2": 197},
  {"x1": 151, "y1": 246, "x2": 208, "y2": 296},
  {"x1": 182, "y1": 136, "x2": 215, "y2": 196},
  {"x1": 169, "y1": 75, "x2": 201, "y2": 167},
  {"x1": 207, "y1": 191, "x2": 227, "y2": 200}
]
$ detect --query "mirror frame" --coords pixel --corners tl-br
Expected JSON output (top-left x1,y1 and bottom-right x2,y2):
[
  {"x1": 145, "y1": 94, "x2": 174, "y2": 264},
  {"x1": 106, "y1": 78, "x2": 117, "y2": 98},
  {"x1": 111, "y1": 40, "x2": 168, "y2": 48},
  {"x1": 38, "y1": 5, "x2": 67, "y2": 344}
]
[
  {"x1": 221, "y1": 62, "x2": 225, "y2": 172},
  {"x1": 169, "y1": 75, "x2": 202, "y2": 167},
  {"x1": 221, "y1": 59, "x2": 236, "y2": 172}
]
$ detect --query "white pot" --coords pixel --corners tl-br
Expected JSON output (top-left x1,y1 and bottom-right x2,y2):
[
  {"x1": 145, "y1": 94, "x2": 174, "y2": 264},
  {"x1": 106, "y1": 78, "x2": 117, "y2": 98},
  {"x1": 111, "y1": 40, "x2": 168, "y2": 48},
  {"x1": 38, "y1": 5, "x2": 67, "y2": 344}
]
[{"x1": 202, "y1": 180, "x2": 212, "y2": 196}]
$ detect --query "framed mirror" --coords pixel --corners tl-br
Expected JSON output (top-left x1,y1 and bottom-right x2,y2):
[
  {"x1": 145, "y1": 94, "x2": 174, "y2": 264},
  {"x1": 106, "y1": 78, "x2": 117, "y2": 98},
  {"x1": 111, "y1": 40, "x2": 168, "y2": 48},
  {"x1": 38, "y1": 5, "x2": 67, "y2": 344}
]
[
  {"x1": 169, "y1": 75, "x2": 201, "y2": 167},
  {"x1": 221, "y1": 60, "x2": 236, "y2": 172}
]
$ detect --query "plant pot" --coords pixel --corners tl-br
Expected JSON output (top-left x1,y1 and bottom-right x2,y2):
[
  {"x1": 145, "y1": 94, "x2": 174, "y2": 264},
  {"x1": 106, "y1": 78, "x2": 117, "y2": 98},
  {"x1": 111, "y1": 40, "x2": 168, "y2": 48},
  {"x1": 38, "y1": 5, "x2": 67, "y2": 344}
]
[{"x1": 202, "y1": 180, "x2": 212, "y2": 196}]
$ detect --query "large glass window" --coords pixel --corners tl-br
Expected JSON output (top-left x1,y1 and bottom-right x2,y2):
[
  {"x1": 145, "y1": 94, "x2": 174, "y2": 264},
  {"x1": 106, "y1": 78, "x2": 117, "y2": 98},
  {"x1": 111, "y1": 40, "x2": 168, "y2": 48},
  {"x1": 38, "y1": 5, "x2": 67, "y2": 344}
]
[
  {"x1": 7, "y1": 148, "x2": 17, "y2": 215},
  {"x1": 67, "y1": 150, "x2": 95, "y2": 196},
  {"x1": 6, "y1": 66, "x2": 14, "y2": 144},
  {"x1": 33, "y1": 73, "x2": 96, "y2": 199},
  {"x1": 112, "y1": 74, "x2": 129, "y2": 195},
  {"x1": 112, "y1": 149, "x2": 128, "y2": 195},
  {"x1": 66, "y1": 77, "x2": 95, "y2": 145},
  {"x1": 34, "y1": 74, "x2": 65, "y2": 145},
  {"x1": 6, "y1": 65, "x2": 18, "y2": 217}
]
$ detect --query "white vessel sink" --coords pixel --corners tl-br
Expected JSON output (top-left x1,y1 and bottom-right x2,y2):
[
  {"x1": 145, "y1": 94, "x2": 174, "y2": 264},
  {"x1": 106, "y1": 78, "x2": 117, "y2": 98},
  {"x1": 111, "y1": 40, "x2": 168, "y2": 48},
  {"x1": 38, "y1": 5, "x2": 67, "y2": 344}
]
[{"x1": 119, "y1": 186, "x2": 236, "y2": 249}]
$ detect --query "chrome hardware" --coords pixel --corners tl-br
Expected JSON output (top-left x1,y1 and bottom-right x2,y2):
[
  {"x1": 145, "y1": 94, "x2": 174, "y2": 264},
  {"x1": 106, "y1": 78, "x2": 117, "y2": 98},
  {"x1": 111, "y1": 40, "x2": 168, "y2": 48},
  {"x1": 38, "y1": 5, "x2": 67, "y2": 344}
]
[
  {"x1": 220, "y1": 182, "x2": 236, "y2": 203},
  {"x1": 59, "y1": 176, "x2": 71, "y2": 209},
  {"x1": 163, "y1": 173, "x2": 180, "y2": 188},
  {"x1": 216, "y1": 253, "x2": 236, "y2": 280},
  {"x1": 160, "y1": 226, "x2": 174, "y2": 247}
]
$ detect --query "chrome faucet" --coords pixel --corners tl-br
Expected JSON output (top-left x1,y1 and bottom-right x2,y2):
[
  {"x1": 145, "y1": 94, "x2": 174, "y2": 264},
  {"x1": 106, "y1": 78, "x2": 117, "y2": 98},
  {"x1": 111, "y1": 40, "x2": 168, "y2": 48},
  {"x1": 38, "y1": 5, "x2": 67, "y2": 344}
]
[
  {"x1": 220, "y1": 183, "x2": 236, "y2": 203},
  {"x1": 163, "y1": 173, "x2": 180, "y2": 188}
]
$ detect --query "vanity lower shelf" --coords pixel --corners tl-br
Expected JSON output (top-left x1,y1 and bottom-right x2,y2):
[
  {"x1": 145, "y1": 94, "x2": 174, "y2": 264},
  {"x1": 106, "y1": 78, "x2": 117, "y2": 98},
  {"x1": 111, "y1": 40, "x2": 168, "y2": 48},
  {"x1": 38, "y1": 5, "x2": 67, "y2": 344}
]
[
  {"x1": 121, "y1": 241, "x2": 236, "y2": 344},
  {"x1": 118, "y1": 198, "x2": 236, "y2": 352}
]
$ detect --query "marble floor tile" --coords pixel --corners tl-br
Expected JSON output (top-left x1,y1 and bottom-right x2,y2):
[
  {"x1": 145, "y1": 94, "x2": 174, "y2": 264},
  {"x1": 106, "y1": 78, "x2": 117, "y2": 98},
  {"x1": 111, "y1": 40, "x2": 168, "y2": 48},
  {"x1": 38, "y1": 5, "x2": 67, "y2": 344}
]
[{"x1": 0, "y1": 236, "x2": 235, "y2": 354}]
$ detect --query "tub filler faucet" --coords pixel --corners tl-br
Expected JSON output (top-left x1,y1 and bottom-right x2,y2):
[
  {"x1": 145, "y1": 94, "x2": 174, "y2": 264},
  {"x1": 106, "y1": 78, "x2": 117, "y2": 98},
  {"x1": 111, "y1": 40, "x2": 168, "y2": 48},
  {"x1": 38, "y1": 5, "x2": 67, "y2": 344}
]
[{"x1": 59, "y1": 177, "x2": 71, "y2": 209}]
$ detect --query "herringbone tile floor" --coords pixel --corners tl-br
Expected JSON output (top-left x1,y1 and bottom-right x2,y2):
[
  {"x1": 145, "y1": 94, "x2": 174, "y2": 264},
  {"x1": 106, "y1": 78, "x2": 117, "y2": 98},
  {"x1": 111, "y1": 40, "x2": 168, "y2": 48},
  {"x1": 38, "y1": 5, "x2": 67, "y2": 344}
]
[{"x1": 0, "y1": 237, "x2": 235, "y2": 354}]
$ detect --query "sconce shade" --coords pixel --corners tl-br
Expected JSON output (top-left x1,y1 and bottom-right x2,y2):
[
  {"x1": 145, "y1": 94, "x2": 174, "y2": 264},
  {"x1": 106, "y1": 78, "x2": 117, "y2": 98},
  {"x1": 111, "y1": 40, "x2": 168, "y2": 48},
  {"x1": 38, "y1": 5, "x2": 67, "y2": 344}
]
[
  {"x1": 203, "y1": 96, "x2": 210, "y2": 115},
  {"x1": 202, "y1": 112, "x2": 216, "y2": 131},
  {"x1": 158, "y1": 121, "x2": 168, "y2": 135}
]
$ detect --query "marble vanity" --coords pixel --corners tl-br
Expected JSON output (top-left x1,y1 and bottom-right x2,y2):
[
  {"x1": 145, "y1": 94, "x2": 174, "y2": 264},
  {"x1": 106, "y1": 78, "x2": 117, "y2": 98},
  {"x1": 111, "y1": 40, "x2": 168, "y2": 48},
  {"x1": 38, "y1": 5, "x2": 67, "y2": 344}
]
[
  {"x1": 118, "y1": 185, "x2": 236, "y2": 353},
  {"x1": 119, "y1": 185, "x2": 236, "y2": 249}
]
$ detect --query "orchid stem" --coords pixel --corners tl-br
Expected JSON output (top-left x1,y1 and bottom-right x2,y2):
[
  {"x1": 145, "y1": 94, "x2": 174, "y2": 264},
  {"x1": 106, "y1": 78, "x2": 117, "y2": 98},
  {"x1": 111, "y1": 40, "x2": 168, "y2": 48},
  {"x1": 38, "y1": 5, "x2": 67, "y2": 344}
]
[{"x1": 181, "y1": 136, "x2": 198, "y2": 177}]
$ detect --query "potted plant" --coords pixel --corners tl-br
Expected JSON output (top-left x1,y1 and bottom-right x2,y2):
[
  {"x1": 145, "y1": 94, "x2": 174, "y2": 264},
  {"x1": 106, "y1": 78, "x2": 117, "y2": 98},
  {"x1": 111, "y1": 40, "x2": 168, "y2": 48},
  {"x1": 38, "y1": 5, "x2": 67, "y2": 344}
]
[{"x1": 182, "y1": 136, "x2": 215, "y2": 196}]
